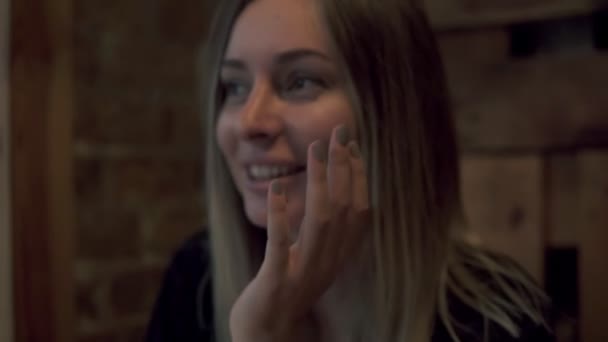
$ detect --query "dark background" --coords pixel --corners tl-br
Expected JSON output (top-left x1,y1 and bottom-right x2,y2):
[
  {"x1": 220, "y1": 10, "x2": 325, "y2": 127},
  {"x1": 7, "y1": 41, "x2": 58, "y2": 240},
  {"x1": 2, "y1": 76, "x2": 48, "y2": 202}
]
[{"x1": 7, "y1": 0, "x2": 608, "y2": 341}]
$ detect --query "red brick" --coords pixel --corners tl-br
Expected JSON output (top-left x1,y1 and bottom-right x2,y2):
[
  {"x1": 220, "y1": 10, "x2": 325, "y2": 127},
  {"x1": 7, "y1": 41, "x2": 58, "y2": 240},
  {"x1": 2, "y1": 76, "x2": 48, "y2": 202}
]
[
  {"x1": 156, "y1": 0, "x2": 212, "y2": 46},
  {"x1": 76, "y1": 315, "x2": 150, "y2": 342},
  {"x1": 144, "y1": 204, "x2": 205, "y2": 257},
  {"x1": 74, "y1": 157, "x2": 105, "y2": 202},
  {"x1": 105, "y1": 157, "x2": 203, "y2": 206},
  {"x1": 460, "y1": 155, "x2": 545, "y2": 282},
  {"x1": 78, "y1": 323, "x2": 146, "y2": 342},
  {"x1": 77, "y1": 207, "x2": 141, "y2": 261},
  {"x1": 74, "y1": 0, "x2": 202, "y2": 91},
  {"x1": 78, "y1": 331, "x2": 123, "y2": 342},
  {"x1": 579, "y1": 151, "x2": 608, "y2": 342},
  {"x1": 75, "y1": 279, "x2": 108, "y2": 324},
  {"x1": 74, "y1": 42, "x2": 199, "y2": 93},
  {"x1": 109, "y1": 267, "x2": 165, "y2": 317},
  {"x1": 171, "y1": 101, "x2": 205, "y2": 147},
  {"x1": 74, "y1": 89, "x2": 176, "y2": 146},
  {"x1": 73, "y1": 0, "x2": 205, "y2": 150}
]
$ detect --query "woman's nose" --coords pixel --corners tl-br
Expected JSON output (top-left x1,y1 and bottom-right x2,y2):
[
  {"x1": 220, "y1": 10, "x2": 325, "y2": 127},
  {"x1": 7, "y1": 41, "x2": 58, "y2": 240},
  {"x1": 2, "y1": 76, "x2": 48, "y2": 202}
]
[{"x1": 238, "y1": 84, "x2": 283, "y2": 143}]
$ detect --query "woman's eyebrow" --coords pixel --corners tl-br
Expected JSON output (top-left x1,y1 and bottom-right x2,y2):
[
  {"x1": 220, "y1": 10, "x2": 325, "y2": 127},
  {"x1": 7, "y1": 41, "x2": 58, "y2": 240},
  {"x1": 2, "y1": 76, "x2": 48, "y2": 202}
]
[
  {"x1": 221, "y1": 59, "x2": 246, "y2": 70},
  {"x1": 221, "y1": 49, "x2": 330, "y2": 70},
  {"x1": 274, "y1": 49, "x2": 330, "y2": 65}
]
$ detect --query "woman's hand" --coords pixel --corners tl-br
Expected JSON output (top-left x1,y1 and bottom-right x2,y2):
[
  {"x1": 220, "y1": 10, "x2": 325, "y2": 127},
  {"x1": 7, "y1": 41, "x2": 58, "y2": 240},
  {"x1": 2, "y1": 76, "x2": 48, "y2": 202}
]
[{"x1": 229, "y1": 125, "x2": 370, "y2": 342}]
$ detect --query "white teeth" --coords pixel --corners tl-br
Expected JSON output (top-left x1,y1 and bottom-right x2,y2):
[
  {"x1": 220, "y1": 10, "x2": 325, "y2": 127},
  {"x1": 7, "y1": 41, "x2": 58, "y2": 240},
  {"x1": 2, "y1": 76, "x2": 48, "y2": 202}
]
[{"x1": 249, "y1": 165, "x2": 297, "y2": 180}]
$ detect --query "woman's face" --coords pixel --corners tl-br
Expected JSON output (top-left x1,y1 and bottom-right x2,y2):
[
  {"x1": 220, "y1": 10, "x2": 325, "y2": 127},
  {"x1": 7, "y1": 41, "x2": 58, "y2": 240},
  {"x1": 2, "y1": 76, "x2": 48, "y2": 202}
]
[{"x1": 216, "y1": 0, "x2": 355, "y2": 229}]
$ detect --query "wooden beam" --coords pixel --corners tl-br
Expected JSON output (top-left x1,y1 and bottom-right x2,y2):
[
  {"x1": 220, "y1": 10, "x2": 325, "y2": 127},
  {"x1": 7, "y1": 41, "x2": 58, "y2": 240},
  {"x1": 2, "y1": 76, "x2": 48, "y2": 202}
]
[
  {"x1": 10, "y1": 0, "x2": 75, "y2": 340},
  {"x1": 547, "y1": 153, "x2": 579, "y2": 248},
  {"x1": 0, "y1": 0, "x2": 14, "y2": 340},
  {"x1": 441, "y1": 44, "x2": 608, "y2": 152},
  {"x1": 579, "y1": 151, "x2": 608, "y2": 342},
  {"x1": 426, "y1": 0, "x2": 608, "y2": 31}
]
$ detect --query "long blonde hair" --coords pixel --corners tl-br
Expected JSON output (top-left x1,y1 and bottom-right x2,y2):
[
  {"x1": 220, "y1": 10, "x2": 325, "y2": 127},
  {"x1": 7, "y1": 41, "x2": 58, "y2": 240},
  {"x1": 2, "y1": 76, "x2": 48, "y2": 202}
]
[{"x1": 202, "y1": 0, "x2": 547, "y2": 341}]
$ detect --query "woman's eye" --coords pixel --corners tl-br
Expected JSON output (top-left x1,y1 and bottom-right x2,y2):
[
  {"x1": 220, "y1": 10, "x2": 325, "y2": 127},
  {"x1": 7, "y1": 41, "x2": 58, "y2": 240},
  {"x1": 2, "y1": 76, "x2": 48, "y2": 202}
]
[
  {"x1": 222, "y1": 81, "x2": 250, "y2": 104},
  {"x1": 284, "y1": 75, "x2": 326, "y2": 100},
  {"x1": 288, "y1": 78, "x2": 314, "y2": 91}
]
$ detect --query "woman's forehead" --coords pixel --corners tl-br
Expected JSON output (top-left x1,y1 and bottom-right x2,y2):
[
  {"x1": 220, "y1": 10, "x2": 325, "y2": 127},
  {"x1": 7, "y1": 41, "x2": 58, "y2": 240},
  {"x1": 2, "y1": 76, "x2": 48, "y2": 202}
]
[{"x1": 224, "y1": 0, "x2": 330, "y2": 62}]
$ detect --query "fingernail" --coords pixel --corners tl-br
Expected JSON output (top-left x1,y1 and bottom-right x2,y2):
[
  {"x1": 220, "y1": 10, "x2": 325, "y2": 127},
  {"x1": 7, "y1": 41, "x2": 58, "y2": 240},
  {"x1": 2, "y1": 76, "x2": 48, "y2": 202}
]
[
  {"x1": 313, "y1": 141, "x2": 328, "y2": 162},
  {"x1": 271, "y1": 181, "x2": 283, "y2": 195},
  {"x1": 336, "y1": 125, "x2": 349, "y2": 146},
  {"x1": 349, "y1": 142, "x2": 361, "y2": 158}
]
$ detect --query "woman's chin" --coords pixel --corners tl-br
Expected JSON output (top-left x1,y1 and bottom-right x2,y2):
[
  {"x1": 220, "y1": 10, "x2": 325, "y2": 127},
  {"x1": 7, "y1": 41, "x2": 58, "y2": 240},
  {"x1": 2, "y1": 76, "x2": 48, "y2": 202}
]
[
  {"x1": 242, "y1": 194, "x2": 304, "y2": 236},
  {"x1": 244, "y1": 201, "x2": 269, "y2": 229}
]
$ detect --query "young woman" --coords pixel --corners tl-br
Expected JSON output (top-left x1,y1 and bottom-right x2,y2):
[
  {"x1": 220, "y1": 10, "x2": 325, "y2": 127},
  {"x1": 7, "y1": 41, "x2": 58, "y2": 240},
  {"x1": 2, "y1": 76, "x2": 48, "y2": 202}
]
[{"x1": 146, "y1": 0, "x2": 555, "y2": 341}]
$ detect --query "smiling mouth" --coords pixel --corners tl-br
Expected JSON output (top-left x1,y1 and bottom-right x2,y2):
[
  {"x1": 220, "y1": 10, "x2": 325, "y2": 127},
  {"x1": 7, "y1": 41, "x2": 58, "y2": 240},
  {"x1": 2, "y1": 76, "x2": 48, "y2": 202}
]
[{"x1": 247, "y1": 165, "x2": 306, "y2": 182}]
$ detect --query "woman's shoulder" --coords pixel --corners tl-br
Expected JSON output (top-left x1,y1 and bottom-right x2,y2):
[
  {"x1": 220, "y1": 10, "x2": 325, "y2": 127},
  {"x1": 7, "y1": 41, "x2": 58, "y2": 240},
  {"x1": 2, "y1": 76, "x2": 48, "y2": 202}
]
[
  {"x1": 158, "y1": 230, "x2": 212, "y2": 293},
  {"x1": 433, "y1": 249, "x2": 556, "y2": 342},
  {"x1": 145, "y1": 230, "x2": 213, "y2": 342},
  {"x1": 170, "y1": 230, "x2": 211, "y2": 271}
]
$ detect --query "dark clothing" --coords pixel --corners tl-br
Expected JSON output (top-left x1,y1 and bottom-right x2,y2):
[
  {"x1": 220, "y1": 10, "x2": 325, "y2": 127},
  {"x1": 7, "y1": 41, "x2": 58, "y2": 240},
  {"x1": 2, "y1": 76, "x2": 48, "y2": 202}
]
[{"x1": 145, "y1": 232, "x2": 555, "y2": 342}]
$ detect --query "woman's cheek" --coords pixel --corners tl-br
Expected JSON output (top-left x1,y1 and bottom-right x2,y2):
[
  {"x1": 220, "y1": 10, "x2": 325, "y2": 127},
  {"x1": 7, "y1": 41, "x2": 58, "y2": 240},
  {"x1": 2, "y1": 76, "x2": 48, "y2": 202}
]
[
  {"x1": 215, "y1": 115, "x2": 242, "y2": 189},
  {"x1": 216, "y1": 114, "x2": 236, "y2": 159}
]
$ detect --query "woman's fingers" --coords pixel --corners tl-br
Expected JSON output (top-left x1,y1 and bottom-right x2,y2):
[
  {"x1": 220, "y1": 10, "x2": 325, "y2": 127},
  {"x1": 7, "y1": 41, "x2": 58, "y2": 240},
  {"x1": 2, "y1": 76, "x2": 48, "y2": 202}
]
[
  {"x1": 262, "y1": 180, "x2": 290, "y2": 277},
  {"x1": 297, "y1": 140, "x2": 330, "y2": 272},
  {"x1": 265, "y1": 125, "x2": 367, "y2": 286},
  {"x1": 323, "y1": 125, "x2": 353, "y2": 270},
  {"x1": 339, "y1": 140, "x2": 371, "y2": 262},
  {"x1": 348, "y1": 141, "x2": 369, "y2": 214},
  {"x1": 299, "y1": 126, "x2": 353, "y2": 277},
  {"x1": 327, "y1": 125, "x2": 352, "y2": 213}
]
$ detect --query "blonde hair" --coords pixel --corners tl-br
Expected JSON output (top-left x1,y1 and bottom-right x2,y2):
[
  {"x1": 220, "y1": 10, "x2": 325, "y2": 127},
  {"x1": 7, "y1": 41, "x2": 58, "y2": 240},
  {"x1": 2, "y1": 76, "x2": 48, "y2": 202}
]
[{"x1": 202, "y1": 0, "x2": 548, "y2": 341}]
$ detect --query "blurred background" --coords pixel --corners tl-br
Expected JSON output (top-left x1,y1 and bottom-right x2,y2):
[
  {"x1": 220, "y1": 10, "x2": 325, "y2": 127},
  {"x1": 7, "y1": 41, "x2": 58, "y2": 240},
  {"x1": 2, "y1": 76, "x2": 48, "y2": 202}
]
[{"x1": 1, "y1": 0, "x2": 608, "y2": 341}]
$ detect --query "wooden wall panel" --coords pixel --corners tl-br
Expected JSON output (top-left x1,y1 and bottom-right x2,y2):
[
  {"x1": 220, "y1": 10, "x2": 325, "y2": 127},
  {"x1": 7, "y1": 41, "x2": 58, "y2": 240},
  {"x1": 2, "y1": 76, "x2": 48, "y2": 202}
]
[
  {"x1": 461, "y1": 156, "x2": 545, "y2": 282},
  {"x1": 1, "y1": 0, "x2": 14, "y2": 340},
  {"x1": 579, "y1": 151, "x2": 608, "y2": 342},
  {"x1": 425, "y1": 0, "x2": 608, "y2": 31},
  {"x1": 11, "y1": 0, "x2": 75, "y2": 340},
  {"x1": 439, "y1": 7, "x2": 608, "y2": 340},
  {"x1": 442, "y1": 43, "x2": 608, "y2": 151},
  {"x1": 547, "y1": 153, "x2": 580, "y2": 247}
]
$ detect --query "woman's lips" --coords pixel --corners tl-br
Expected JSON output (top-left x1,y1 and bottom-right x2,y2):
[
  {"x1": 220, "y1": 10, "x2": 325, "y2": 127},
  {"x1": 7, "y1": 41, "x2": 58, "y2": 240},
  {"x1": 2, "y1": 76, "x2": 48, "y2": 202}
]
[
  {"x1": 244, "y1": 167, "x2": 306, "y2": 196},
  {"x1": 246, "y1": 164, "x2": 304, "y2": 181}
]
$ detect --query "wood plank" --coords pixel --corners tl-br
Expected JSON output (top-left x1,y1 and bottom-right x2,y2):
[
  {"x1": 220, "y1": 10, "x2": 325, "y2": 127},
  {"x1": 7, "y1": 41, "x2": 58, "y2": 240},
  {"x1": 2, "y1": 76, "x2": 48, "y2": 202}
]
[
  {"x1": 442, "y1": 43, "x2": 608, "y2": 151},
  {"x1": 11, "y1": 0, "x2": 75, "y2": 340},
  {"x1": 425, "y1": 0, "x2": 608, "y2": 31},
  {"x1": 579, "y1": 151, "x2": 608, "y2": 342},
  {"x1": 460, "y1": 155, "x2": 545, "y2": 282},
  {"x1": 547, "y1": 153, "x2": 579, "y2": 247},
  {"x1": 0, "y1": 0, "x2": 14, "y2": 340}
]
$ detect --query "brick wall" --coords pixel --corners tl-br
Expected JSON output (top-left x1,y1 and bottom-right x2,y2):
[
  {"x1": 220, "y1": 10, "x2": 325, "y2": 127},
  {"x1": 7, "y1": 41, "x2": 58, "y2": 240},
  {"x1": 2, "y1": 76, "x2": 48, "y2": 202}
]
[
  {"x1": 72, "y1": 1, "x2": 608, "y2": 341},
  {"x1": 73, "y1": 0, "x2": 211, "y2": 340}
]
